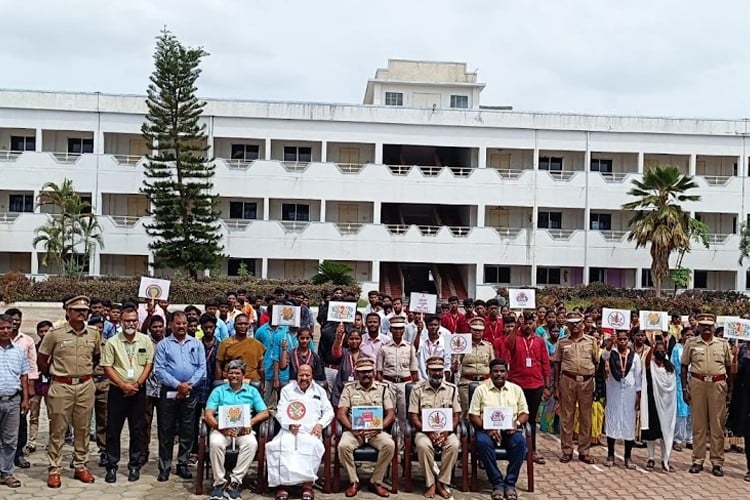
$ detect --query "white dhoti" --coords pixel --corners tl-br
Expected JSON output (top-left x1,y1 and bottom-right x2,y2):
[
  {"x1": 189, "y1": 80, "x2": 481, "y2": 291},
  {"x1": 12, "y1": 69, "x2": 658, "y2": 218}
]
[{"x1": 265, "y1": 430, "x2": 325, "y2": 487}]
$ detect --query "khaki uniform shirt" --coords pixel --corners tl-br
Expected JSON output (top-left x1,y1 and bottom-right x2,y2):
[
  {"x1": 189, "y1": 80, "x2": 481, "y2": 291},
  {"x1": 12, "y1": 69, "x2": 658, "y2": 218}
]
[
  {"x1": 552, "y1": 334, "x2": 598, "y2": 376},
  {"x1": 460, "y1": 341, "x2": 493, "y2": 379},
  {"x1": 101, "y1": 332, "x2": 155, "y2": 383},
  {"x1": 38, "y1": 322, "x2": 101, "y2": 377},
  {"x1": 377, "y1": 339, "x2": 418, "y2": 377},
  {"x1": 680, "y1": 335, "x2": 732, "y2": 376},
  {"x1": 338, "y1": 380, "x2": 395, "y2": 417},
  {"x1": 408, "y1": 380, "x2": 462, "y2": 416}
]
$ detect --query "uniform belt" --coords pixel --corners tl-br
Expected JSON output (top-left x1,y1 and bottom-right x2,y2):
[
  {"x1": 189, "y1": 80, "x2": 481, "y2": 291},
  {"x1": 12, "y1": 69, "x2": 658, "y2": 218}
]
[
  {"x1": 562, "y1": 371, "x2": 594, "y2": 382},
  {"x1": 93, "y1": 375, "x2": 109, "y2": 383},
  {"x1": 463, "y1": 374, "x2": 490, "y2": 381},
  {"x1": 0, "y1": 391, "x2": 20, "y2": 401},
  {"x1": 383, "y1": 375, "x2": 412, "y2": 383},
  {"x1": 690, "y1": 373, "x2": 726, "y2": 383},
  {"x1": 52, "y1": 375, "x2": 93, "y2": 385}
]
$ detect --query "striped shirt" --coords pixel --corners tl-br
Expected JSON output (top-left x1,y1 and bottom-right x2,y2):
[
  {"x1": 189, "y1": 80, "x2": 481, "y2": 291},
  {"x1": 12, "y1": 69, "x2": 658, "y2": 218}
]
[
  {"x1": 0, "y1": 342, "x2": 29, "y2": 396},
  {"x1": 12, "y1": 332, "x2": 38, "y2": 380}
]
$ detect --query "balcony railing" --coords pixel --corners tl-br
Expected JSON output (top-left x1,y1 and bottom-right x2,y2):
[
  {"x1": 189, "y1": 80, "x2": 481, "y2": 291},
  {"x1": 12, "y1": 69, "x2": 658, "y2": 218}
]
[
  {"x1": 0, "y1": 151, "x2": 23, "y2": 162},
  {"x1": 545, "y1": 228, "x2": 577, "y2": 240},
  {"x1": 492, "y1": 226, "x2": 523, "y2": 238},
  {"x1": 447, "y1": 225, "x2": 471, "y2": 237},
  {"x1": 280, "y1": 161, "x2": 309, "y2": 172},
  {"x1": 700, "y1": 175, "x2": 733, "y2": 186},
  {"x1": 599, "y1": 172, "x2": 632, "y2": 183},
  {"x1": 598, "y1": 230, "x2": 629, "y2": 242},
  {"x1": 387, "y1": 165, "x2": 411, "y2": 176},
  {"x1": 417, "y1": 225, "x2": 441, "y2": 236},
  {"x1": 418, "y1": 166, "x2": 442, "y2": 177},
  {"x1": 492, "y1": 168, "x2": 526, "y2": 179},
  {"x1": 386, "y1": 224, "x2": 410, "y2": 235},
  {"x1": 108, "y1": 215, "x2": 142, "y2": 227},
  {"x1": 222, "y1": 158, "x2": 256, "y2": 169},
  {"x1": 222, "y1": 218, "x2": 253, "y2": 231},
  {"x1": 544, "y1": 170, "x2": 579, "y2": 181},
  {"x1": 335, "y1": 222, "x2": 363, "y2": 234},
  {"x1": 706, "y1": 233, "x2": 731, "y2": 245},
  {"x1": 112, "y1": 154, "x2": 144, "y2": 166},
  {"x1": 336, "y1": 163, "x2": 364, "y2": 174},
  {"x1": 0, "y1": 212, "x2": 23, "y2": 223},
  {"x1": 449, "y1": 167, "x2": 473, "y2": 177},
  {"x1": 50, "y1": 152, "x2": 83, "y2": 163},
  {"x1": 280, "y1": 220, "x2": 309, "y2": 232}
]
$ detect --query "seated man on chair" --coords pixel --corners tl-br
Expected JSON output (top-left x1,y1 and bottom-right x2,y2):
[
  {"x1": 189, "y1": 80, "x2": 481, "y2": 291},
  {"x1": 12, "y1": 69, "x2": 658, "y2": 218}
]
[
  {"x1": 204, "y1": 359, "x2": 270, "y2": 500},
  {"x1": 266, "y1": 364, "x2": 334, "y2": 500},
  {"x1": 408, "y1": 356, "x2": 461, "y2": 499},
  {"x1": 468, "y1": 358, "x2": 529, "y2": 500},
  {"x1": 336, "y1": 357, "x2": 395, "y2": 498}
]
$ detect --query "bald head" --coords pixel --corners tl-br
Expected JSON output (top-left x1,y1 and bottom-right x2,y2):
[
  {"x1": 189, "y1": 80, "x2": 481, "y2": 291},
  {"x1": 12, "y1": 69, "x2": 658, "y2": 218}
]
[{"x1": 297, "y1": 363, "x2": 313, "y2": 390}]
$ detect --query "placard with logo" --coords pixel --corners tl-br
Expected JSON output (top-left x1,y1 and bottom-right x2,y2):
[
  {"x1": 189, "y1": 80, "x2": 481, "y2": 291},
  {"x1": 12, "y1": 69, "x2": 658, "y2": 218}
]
[
  {"x1": 724, "y1": 317, "x2": 750, "y2": 341},
  {"x1": 272, "y1": 305, "x2": 301, "y2": 327},
  {"x1": 327, "y1": 301, "x2": 357, "y2": 323},
  {"x1": 421, "y1": 408, "x2": 452, "y2": 432},
  {"x1": 138, "y1": 277, "x2": 171, "y2": 301},
  {"x1": 278, "y1": 399, "x2": 317, "y2": 427},
  {"x1": 602, "y1": 308, "x2": 630, "y2": 330},
  {"x1": 217, "y1": 404, "x2": 252, "y2": 429},
  {"x1": 482, "y1": 406, "x2": 515, "y2": 430},
  {"x1": 639, "y1": 310, "x2": 668, "y2": 331},
  {"x1": 448, "y1": 333, "x2": 472, "y2": 354},
  {"x1": 409, "y1": 292, "x2": 438, "y2": 314},
  {"x1": 508, "y1": 289, "x2": 536, "y2": 309},
  {"x1": 352, "y1": 406, "x2": 384, "y2": 430}
]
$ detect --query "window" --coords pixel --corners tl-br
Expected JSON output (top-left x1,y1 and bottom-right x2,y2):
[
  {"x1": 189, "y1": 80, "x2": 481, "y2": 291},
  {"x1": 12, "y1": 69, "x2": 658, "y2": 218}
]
[
  {"x1": 283, "y1": 146, "x2": 312, "y2": 163},
  {"x1": 67, "y1": 138, "x2": 93, "y2": 154},
  {"x1": 590, "y1": 213, "x2": 612, "y2": 230},
  {"x1": 79, "y1": 195, "x2": 93, "y2": 214},
  {"x1": 228, "y1": 258, "x2": 256, "y2": 277},
  {"x1": 231, "y1": 144, "x2": 259, "y2": 161},
  {"x1": 694, "y1": 271, "x2": 708, "y2": 289},
  {"x1": 450, "y1": 95, "x2": 469, "y2": 109},
  {"x1": 10, "y1": 136, "x2": 35, "y2": 152},
  {"x1": 484, "y1": 265, "x2": 511, "y2": 284},
  {"x1": 589, "y1": 267, "x2": 606, "y2": 283},
  {"x1": 384, "y1": 92, "x2": 403, "y2": 106},
  {"x1": 229, "y1": 201, "x2": 257, "y2": 220},
  {"x1": 537, "y1": 267, "x2": 561, "y2": 285},
  {"x1": 9, "y1": 194, "x2": 34, "y2": 213},
  {"x1": 282, "y1": 203, "x2": 310, "y2": 222},
  {"x1": 641, "y1": 269, "x2": 654, "y2": 287},
  {"x1": 538, "y1": 211, "x2": 562, "y2": 229},
  {"x1": 539, "y1": 156, "x2": 563, "y2": 171},
  {"x1": 590, "y1": 158, "x2": 612, "y2": 173}
]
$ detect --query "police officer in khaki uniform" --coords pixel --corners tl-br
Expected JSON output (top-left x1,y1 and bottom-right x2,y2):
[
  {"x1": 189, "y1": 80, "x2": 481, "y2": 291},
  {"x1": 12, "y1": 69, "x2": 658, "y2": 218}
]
[
  {"x1": 408, "y1": 356, "x2": 461, "y2": 499},
  {"x1": 553, "y1": 311, "x2": 598, "y2": 464},
  {"x1": 377, "y1": 316, "x2": 418, "y2": 438},
  {"x1": 680, "y1": 313, "x2": 732, "y2": 476},
  {"x1": 38, "y1": 295, "x2": 101, "y2": 488},
  {"x1": 336, "y1": 357, "x2": 395, "y2": 498},
  {"x1": 456, "y1": 317, "x2": 493, "y2": 419}
]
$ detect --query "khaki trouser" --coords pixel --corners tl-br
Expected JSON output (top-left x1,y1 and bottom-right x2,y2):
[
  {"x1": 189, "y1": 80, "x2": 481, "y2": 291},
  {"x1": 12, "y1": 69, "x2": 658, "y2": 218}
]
[
  {"x1": 559, "y1": 375, "x2": 594, "y2": 456},
  {"x1": 209, "y1": 430, "x2": 258, "y2": 487},
  {"x1": 458, "y1": 383, "x2": 470, "y2": 420},
  {"x1": 47, "y1": 380, "x2": 95, "y2": 473},
  {"x1": 28, "y1": 393, "x2": 48, "y2": 448},
  {"x1": 384, "y1": 380, "x2": 407, "y2": 441},
  {"x1": 415, "y1": 432, "x2": 459, "y2": 487},
  {"x1": 94, "y1": 379, "x2": 109, "y2": 453},
  {"x1": 338, "y1": 430, "x2": 394, "y2": 486},
  {"x1": 689, "y1": 377, "x2": 727, "y2": 466}
]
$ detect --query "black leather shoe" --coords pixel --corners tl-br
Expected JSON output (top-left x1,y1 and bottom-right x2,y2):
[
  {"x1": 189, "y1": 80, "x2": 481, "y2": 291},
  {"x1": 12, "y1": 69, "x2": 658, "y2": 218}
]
[
  {"x1": 689, "y1": 463, "x2": 703, "y2": 473},
  {"x1": 98, "y1": 453, "x2": 108, "y2": 467},
  {"x1": 157, "y1": 471, "x2": 169, "y2": 482},
  {"x1": 128, "y1": 468, "x2": 140, "y2": 482},
  {"x1": 105, "y1": 468, "x2": 117, "y2": 483},
  {"x1": 176, "y1": 465, "x2": 192, "y2": 479},
  {"x1": 14, "y1": 457, "x2": 30, "y2": 469},
  {"x1": 712, "y1": 465, "x2": 724, "y2": 477}
]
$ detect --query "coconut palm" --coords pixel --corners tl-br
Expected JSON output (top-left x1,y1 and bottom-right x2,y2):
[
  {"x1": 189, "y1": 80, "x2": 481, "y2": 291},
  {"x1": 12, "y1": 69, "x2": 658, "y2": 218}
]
[
  {"x1": 622, "y1": 165, "x2": 700, "y2": 297},
  {"x1": 311, "y1": 260, "x2": 356, "y2": 286},
  {"x1": 739, "y1": 223, "x2": 750, "y2": 266}
]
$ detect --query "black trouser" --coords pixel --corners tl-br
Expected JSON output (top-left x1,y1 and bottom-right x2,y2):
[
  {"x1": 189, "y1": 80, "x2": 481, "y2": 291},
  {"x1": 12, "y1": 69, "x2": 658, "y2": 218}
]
[
  {"x1": 607, "y1": 437, "x2": 634, "y2": 459},
  {"x1": 522, "y1": 386, "x2": 544, "y2": 453},
  {"x1": 745, "y1": 423, "x2": 750, "y2": 471},
  {"x1": 191, "y1": 401, "x2": 206, "y2": 454},
  {"x1": 106, "y1": 385, "x2": 146, "y2": 470},
  {"x1": 16, "y1": 412, "x2": 27, "y2": 459},
  {"x1": 156, "y1": 389, "x2": 197, "y2": 474}
]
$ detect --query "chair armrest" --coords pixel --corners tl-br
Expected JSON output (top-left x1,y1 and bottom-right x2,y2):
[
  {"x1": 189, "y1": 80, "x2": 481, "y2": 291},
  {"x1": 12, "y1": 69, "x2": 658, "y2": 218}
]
[
  {"x1": 522, "y1": 422, "x2": 532, "y2": 438},
  {"x1": 464, "y1": 418, "x2": 476, "y2": 440},
  {"x1": 199, "y1": 419, "x2": 209, "y2": 438},
  {"x1": 259, "y1": 417, "x2": 275, "y2": 440},
  {"x1": 391, "y1": 420, "x2": 400, "y2": 440},
  {"x1": 335, "y1": 418, "x2": 344, "y2": 439},
  {"x1": 457, "y1": 418, "x2": 468, "y2": 439}
]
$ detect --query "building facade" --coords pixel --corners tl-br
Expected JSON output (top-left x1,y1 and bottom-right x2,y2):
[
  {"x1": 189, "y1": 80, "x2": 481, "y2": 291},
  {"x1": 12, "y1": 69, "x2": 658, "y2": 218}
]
[{"x1": 0, "y1": 59, "x2": 747, "y2": 299}]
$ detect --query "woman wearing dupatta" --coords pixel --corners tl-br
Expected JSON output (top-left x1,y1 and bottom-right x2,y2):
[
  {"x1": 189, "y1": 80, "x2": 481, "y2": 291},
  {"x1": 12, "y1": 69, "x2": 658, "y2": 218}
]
[
  {"x1": 603, "y1": 330, "x2": 641, "y2": 468},
  {"x1": 640, "y1": 336, "x2": 677, "y2": 472}
]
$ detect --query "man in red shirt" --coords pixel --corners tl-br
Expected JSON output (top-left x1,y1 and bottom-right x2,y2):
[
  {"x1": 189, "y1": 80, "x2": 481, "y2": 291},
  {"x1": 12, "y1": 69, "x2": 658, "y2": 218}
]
[
  {"x1": 483, "y1": 299, "x2": 504, "y2": 345},
  {"x1": 456, "y1": 298, "x2": 475, "y2": 333},
  {"x1": 500, "y1": 311, "x2": 551, "y2": 465},
  {"x1": 493, "y1": 315, "x2": 516, "y2": 359},
  {"x1": 440, "y1": 296, "x2": 463, "y2": 333}
]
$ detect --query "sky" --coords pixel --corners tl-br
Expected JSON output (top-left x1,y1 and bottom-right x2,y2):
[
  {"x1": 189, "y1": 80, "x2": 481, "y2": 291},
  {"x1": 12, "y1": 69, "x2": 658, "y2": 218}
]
[{"x1": 2, "y1": 0, "x2": 750, "y2": 119}]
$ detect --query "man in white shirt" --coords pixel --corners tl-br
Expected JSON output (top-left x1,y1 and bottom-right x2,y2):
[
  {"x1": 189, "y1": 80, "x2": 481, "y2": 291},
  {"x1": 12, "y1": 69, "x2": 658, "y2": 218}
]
[
  {"x1": 382, "y1": 297, "x2": 408, "y2": 335},
  {"x1": 416, "y1": 316, "x2": 452, "y2": 381}
]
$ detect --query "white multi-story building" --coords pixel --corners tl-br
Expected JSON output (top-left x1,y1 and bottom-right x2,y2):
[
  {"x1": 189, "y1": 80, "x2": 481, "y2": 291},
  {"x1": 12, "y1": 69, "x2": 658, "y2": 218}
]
[{"x1": 0, "y1": 59, "x2": 747, "y2": 299}]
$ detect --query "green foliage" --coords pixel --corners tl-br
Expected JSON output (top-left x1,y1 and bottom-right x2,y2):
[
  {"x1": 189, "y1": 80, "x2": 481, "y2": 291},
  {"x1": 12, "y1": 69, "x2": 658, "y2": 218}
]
[
  {"x1": 670, "y1": 267, "x2": 691, "y2": 289},
  {"x1": 622, "y1": 165, "x2": 700, "y2": 297},
  {"x1": 237, "y1": 262, "x2": 250, "y2": 278},
  {"x1": 311, "y1": 261, "x2": 356, "y2": 286},
  {"x1": 141, "y1": 28, "x2": 223, "y2": 278},
  {"x1": 32, "y1": 179, "x2": 103, "y2": 276},
  {"x1": 739, "y1": 222, "x2": 750, "y2": 265}
]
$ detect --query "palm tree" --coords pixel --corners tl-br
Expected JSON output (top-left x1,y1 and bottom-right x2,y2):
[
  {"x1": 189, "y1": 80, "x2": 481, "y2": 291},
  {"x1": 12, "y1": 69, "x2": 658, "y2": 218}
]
[
  {"x1": 76, "y1": 212, "x2": 105, "y2": 276},
  {"x1": 739, "y1": 222, "x2": 750, "y2": 266},
  {"x1": 622, "y1": 165, "x2": 700, "y2": 297},
  {"x1": 311, "y1": 260, "x2": 356, "y2": 285},
  {"x1": 32, "y1": 221, "x2": 66, "y2": 272}
]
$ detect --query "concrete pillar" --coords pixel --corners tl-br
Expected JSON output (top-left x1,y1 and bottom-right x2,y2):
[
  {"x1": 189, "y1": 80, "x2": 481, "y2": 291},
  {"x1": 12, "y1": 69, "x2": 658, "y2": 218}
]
[
  {"x1": 261, "y1": 258, "x2": 269, "y2": 279},
  {"x1": 478, "y1": 146, "x2": 487, "y2": 168},
  {"x1": 265, "y1": 138, "x2": 272, "y2": 160},
  {"x1": 375, "y1": 143, "x2": 383, "y2": 165},
  {"x1": 689, "y1": 153, "x2": 696, "y2": 176},
  {"x1": 477, "y1": 204, "x2": 486, "y2": 227},
  {"x1": 530, "y1": 264, "x2": 537, "y2": 287},
  {"x1": 321, "y1": 141, "x2": 327, "y2": 163},
  {"x1": 35, "y1": 128, "x2": 43, "y2": 152},
  {"x1": 637, "y1": 152, "x2": 644, "y2": 174},
  {"x1": 736, "y1": 270, "x2": 745, "y2": 291},
  {"x1": 374, "y1": 201, "x2": 382, "y2": 224},
  {"x1": 33, "y1": 190, "x2": 41, "y2": 213},
  {"x1": 147, "y1": 253, "x2": 155, "y2": 277},
  {"x1": 95, "y1": 193, "x2": 103, "y2": 216},
  {"x1": 95, "y1": 130, "x2": 104, "y2": 154},
  {"x1": 533, "y1": 147, "x2": 539, "y2": 170},
  {"x1": 320, "y1": 200, "x2": 327, "y2": 222},
  {"x1": 371, "y1": 260, "x2": 381, "y2": 283},
  {"x1": 30, "y1": 251, "x2": 39, "y2": 275},
  {"x1": 263, "y1": 198, "x2": 270, "y2": 221},
  {"x1": 635, "y1": 268, "x2": 643, "y2": 289}
]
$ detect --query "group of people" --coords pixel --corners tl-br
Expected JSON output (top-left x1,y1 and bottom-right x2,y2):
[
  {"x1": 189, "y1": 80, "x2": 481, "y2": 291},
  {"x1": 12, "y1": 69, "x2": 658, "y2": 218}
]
[{"x1": 1, "y1": 287, "x2": 750, "y2": 500}]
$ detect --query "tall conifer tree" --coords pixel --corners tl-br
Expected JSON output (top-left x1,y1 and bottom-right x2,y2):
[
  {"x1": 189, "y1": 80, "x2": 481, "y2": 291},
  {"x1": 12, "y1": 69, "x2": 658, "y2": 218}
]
[{"x1": 141, "y1": 29, "x2": 223, "y2": 277}]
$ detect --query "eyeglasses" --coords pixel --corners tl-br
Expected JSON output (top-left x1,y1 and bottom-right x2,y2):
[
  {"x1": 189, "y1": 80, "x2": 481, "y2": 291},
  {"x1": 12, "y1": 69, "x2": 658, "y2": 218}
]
[{"x1": 235, "y1": 322, "x2": 250, "y2": 326}]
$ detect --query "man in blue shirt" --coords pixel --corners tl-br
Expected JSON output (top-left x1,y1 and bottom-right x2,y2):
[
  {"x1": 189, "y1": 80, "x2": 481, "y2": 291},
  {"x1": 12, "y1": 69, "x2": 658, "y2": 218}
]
[
  {"x1": 153, "y1": 311, "x2": 206, "y2": 482},
  {"x1": 204, "y1": 359, "x2": 269, "y2": 500},
  {"x1": 255, "y1": 308, "x2": 290, "y2": 407}
]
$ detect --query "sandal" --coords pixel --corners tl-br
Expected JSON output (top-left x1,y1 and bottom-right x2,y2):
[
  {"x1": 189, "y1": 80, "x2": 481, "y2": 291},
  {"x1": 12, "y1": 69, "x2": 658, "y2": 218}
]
[
  {"x1": 533, "y1": 455, "x2": 546, "y2": 465},
  {"x1": 302, "y1": 487, "x2": 314, "y2": 500},
  {"x1": 505, "y1": 487, "x2": 518, "y2": 500},
  {"x1": 744, "y1": 471, "x2": 750, "y2": 482},
  {"x1": 2, "y1": 475, "x2": 21, "y2": 488},
  {"x1": 559, "y1": 453, "x2": 573, "y2": 463},
  {"x1": 491, "y1": 489, "x2": 504, "y2": 500},
  {"x1": 645, "y1": 459, "x2": 655, "y2": 471},
  {"x1": 579, "y1": 454, "x2": 595, "y2": 464},
  {"x1": 605, "y1": 456, "x2": 615, "y2": 467},
  {"x1": 624, "y1": 459, "x2": 636, "y2": 470},
  {"x1": 662, "y1": 462, "x2": 674, "y2": 473},
  {"x1": 275, "y1": 489, "x2": 289, "y2": 500}
]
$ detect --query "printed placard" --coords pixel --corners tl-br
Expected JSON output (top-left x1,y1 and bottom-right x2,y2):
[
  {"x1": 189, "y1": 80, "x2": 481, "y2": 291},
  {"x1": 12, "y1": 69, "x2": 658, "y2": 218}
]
[
  {"x1": 482, "y1": 406, "x2": 515, "y2": 430},
  {"x1": 327, "y1": 301, "x2": 357, "y2": 323},
  {"x1": 278, "y1": 399, "x2": 317, "y2": 427},
  {"x1": 717, "y1": 316, "x2": 740, "y2": 328},
  {"x1": 410, "y1": 292, "x2": 438, "y2": 314},
  {"x1": 448, "y1": 334, "x2": 472, "y2": 355},
  {"x1": 138, "y1": 277, "x2": 171, "y2": 301},
  {"x1": 218, "y1": 404, "x2": 252, "y2": 429},
  {"x1": 352, "y1": 406, "x2": 383, "y2": 430},
  {"x1": 272, "y1": 305, "x2": 301, "y2": 327},
  {"x1": 421, "y1": 408, "x2": 452, "y2": 433},
  {"x1": 724, "y1": 318, "x2": 750, "y2": 341},
  {"x1": 509, "y1": 289, "x2": 536, "y2": 309},
  {"x1": 639, "y1": 310, "x2": 668, "y2": 332},
  {"x1": 602, "y1": 308, "x2": 630, "y2": 330}
]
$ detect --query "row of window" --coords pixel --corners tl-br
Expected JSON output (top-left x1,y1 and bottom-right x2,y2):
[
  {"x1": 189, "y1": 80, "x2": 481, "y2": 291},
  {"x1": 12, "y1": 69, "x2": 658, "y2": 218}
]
[
  {"x1": 384, "y1": 92, "x2": 469, "y2": 109},
  {"x1": 8, "y1": 136, "x2": 93, "y2": 154},
  {"x1": 483, "y1": 265, "x2": 711, "y2": 288}
]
